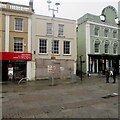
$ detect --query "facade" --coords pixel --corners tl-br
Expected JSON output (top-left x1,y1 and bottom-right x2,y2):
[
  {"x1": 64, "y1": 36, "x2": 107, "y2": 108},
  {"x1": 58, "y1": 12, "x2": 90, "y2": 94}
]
[
  {"x1": 0, "y1": 2, "x2": 33, "y2": 81},
  {"x1": 31, "y1": 14, "x2": 77, "y2": 80},
  {"x1": 77, "y1": 5, "x2": 120, "y2": 75}
]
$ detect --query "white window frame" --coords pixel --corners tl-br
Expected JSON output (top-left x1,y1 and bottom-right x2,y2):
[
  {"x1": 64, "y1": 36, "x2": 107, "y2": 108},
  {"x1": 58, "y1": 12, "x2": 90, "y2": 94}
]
[
  {"x1": 52, "y1": 40, "x2": 59, "y2": 55},
  {"x1": 58, "y1": 24, "x2": 64, "y2": 36},
  {"x1": 94, "y1": 27, "x2": 99, "y2": 36},
  {"x1": 63, "y1": 41, "x2": 71, "y2": 55},
  {"x1": 14, "y1": 18, "x2": 23, "y2": 31},
  {"x1": 39, "y1": 39, "x2": 47, "y2": 54},
  {"x1": 104, "y1": 28, "x2": 109, "y2": 38},
  {"x1": 104, "y1": 43, "x2": 109, "y2": 54},
  {"x1": 14, "y1": 37, "x2": 24, "y2": 52},
  {"x1": 113, "y1": 44, "x2": 117, "y2": 54},
  {"x1": 47, "y1": 23, "x2": 52, "y2": 35},
  {"x1": 113, "y1": 30, "x2": 117, "y2": 39},
  {"x1": 94, "y1": 42, "x2": 100, "y2": 53}
]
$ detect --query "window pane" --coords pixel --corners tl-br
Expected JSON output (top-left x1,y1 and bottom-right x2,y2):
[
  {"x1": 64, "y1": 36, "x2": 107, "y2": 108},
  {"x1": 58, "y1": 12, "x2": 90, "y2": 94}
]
[
  {"x1": 14, "y1": 38, "x2": 23, "y2": 52},
  {"x1": 58, "y1": 24, "x2": 64, "y2": 36},
  {"x1": 94, "y1": 27, "x2": 99, "y2": 36},
  {"x1": 64, "y1": 41, "x2": 70, "y2": 54},
  {"x1": 94, "y1": 43, "x2": 99, "y2": 53},
  {"x1": 105, "y1": 44, "x2": 109, "y2": 53},
  {"x1": 47, "y1": 23, "x2": 52, "y2": 35},
  {"x1": 52, "y1": 40, "x2": 59, "y2": 54},
  {"x1": 15, "y1": 18, "x2": 23, "y2": 31},
  {"x1": 39, "y1": 39, "x2": 47, "y2": 54}
]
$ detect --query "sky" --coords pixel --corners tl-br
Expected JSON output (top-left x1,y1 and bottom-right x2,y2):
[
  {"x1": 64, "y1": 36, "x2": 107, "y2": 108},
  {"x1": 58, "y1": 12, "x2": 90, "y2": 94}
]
[{"x1": 0, "y1": 0, "x2": 119, "y2": 20}]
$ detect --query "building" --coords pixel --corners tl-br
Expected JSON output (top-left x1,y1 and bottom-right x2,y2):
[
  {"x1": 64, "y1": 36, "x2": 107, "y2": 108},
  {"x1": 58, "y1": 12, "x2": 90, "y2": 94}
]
[
  {"x1": 0, "y1": 1, "x2": 33, "y2": 81},
  {"x1": 77, "y1": 5, "x2": 120, "y2": 75},
  {"x1": 31, "y1": 14, "x2": 77, "y2": 80}
]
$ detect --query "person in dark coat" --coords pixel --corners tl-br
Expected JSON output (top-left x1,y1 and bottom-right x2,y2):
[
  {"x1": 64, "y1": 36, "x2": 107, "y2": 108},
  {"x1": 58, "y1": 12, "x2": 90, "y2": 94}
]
[
  {"x1": 105, "y1": 68, "x2": 110, "y2": 83},
  {"x1": 112, "y1": 68, "x2": 116, "y2": 83}
]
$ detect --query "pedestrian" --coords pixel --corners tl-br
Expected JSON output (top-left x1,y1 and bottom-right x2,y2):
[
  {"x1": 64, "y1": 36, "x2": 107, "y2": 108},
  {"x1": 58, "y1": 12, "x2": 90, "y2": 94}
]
[
  {"x1": 105, "y1": 68, "x2": 110, "y2": 83},
  {"x1": 110, "y1": 67, "x2": 113, "y2": 77},
  {"x1": 112, "y1": 68, "x2": 116, "y2": 83}
]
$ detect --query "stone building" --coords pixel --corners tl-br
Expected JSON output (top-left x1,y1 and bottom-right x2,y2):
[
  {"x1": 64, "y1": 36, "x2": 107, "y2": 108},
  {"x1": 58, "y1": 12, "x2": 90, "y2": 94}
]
[
  {"x1": 77, "y1": 5, "x2": 120, "y2": 75},
  {"x1": 31, "y1": 14, "x2": 77, "y2": 80},
  {"x1": 0, "y1": 1, "x2": 33, "y2": 81}
]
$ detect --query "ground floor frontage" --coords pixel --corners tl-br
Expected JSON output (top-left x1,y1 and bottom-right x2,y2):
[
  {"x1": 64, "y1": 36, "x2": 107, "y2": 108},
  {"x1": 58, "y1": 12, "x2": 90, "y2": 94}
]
[
  {"x1": 88, "y1": 54, "x2": 120, "y2": 75},
  {"x1": 0, "y1": 52, "x2": 32, "y2": 81},
  {"x1": 34, "y1": 58, "x2": 76, "y2": 80}
]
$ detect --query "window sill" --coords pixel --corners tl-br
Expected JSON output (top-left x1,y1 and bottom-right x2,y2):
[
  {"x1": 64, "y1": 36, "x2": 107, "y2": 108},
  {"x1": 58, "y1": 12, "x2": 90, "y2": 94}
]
[
  {"x1": 38, "y1": 53, "x2": 48, "y2": 55},
  {"x1": 58, "y1": 35, "x2": 65, "y2": 38},
  {"x1": 63, "y1": 54, "x2": 72, "y2": 56}
]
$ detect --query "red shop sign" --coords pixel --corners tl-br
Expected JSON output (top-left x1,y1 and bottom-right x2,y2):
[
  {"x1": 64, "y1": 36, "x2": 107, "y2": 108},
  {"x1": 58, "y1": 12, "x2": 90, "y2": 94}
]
[{"x1": 0, "y1": 52, "x2": 32, "y2": 60}]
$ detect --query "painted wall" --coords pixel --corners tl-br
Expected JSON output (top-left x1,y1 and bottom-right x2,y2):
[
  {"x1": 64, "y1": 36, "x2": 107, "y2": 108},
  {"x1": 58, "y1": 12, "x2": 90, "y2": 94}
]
[{"x1": 32, "y1": 14, "x2": 77, "y2": 79}]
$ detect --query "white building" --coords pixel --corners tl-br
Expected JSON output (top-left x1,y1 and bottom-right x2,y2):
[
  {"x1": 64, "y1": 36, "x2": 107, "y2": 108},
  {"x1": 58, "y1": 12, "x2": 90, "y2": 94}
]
[{"x1": 31, "y1": 14, "x2": 77, "y2": 80}]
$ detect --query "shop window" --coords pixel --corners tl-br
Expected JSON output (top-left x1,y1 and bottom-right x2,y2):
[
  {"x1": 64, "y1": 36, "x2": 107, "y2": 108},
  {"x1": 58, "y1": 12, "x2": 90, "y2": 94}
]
[
  {"x1": 58, "y1": 24, "x2": 64, "y2": 36},
  {"x1": 64, "y1": 41, "x2": 70, "y2": 55},
  {"x1": 39, "y1": 39, "x2": 47, "y2": 54},
  {"x1": 52, "y1": 40, "x2": 59, "y2": 54},
  {"x1": 15, "y1": 18, "x2": 23, "y2": 31},
  {"x1": 14, "y1": 38, "x2": 23, "y2": 52},
  {"x1": 47, "y1": 23, "x2": 52, "y2": 35}
]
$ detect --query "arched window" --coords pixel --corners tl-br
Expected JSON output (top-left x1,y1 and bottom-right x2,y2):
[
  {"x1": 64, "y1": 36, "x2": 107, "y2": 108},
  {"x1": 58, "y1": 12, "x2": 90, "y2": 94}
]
[
  {"x1": 104, "y1": 43, "x2": 109, "y2": 53},
  {"x1": 113, "y1": 43, "x2": 117, "y2": 54},
  {"x1": 94, "y1": 41, "x2": 100, "y2": 53}
]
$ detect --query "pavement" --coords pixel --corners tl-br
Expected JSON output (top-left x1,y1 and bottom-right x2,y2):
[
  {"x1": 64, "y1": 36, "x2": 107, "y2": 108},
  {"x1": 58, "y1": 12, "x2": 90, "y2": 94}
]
[{"x1": 0, "y1": 75, "x2": 119, "y2": 119}]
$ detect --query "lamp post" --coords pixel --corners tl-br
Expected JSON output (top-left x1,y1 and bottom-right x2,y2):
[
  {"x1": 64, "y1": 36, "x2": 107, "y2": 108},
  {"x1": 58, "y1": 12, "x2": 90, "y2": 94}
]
[{"x1": 47, "y1": 0, "x2": 60, "y2": 86}]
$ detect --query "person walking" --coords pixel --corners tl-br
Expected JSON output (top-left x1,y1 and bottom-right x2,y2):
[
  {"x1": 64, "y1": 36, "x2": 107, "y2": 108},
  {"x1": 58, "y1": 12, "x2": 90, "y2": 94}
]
[
  {"x1": 105, "y1": 68, "x2": 110, "y2": 83},
  {"x1": 112, "y1": 68, "x2": 116, "y2": 83}
]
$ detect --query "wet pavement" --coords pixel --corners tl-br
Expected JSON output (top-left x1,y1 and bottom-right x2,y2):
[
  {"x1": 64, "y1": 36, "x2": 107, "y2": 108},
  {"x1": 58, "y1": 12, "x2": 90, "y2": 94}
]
[{"x1": 0, "y1": 75, "x2": 119, "y2": 119}]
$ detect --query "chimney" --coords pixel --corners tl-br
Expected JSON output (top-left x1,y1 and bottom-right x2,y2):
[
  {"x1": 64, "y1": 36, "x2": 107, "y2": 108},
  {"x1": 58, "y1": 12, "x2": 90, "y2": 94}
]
[{"x1": 29, "y1": 0, "x2": 34, "y2": 12}]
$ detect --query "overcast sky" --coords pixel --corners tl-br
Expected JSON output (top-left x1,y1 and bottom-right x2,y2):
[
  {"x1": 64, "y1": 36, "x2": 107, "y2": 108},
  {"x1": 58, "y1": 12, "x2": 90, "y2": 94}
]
[{"x1": 0, "y1": 0, "x2": 119, "y2": 20}]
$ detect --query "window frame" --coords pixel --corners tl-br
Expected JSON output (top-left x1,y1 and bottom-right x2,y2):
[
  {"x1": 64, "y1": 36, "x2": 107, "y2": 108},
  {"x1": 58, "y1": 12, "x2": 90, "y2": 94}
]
[
  {"x1": 113, "y1": 30, "x2": 117, "y2": 39},
  {"x1": 104, "y1": 43, "x2": 109, "y2": 54},
  {"x1": 46, "y1": 23, "x2": 52, "y2": 35},
  {"x1": 14, "y1": 37, "x2": 24, "y2": 52},
  {"x1": 14, "y1": 18, "x2": 23, "y2": 31},
  {"x1": 94, "y1": 42, "x2": 100, "y2": 53},
  {"x1": 58, "y1": 24, "x2": 64, "y2": 36},
  {"x1": 104, "y1": 28, "x2": 109, "y2": 38},
  {"x1": 52, "y1": 40, "x2": 59, "y2": 55},
  {"x1": 94, "y1": 27, "x2": 99, "y2": 36},
  {"x1": 39, "y1": 39, "x2": 47, "y2": 54},
  {"x1": 63, "y1": 41, "x2": 71, "y2": 55}
]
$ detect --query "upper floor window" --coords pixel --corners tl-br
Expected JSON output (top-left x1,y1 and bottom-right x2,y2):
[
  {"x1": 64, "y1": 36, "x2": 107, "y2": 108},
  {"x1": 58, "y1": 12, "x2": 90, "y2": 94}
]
[
  {"x1": 15, "y1": 18, "x2": 23, "y2": 31},
  {"x1": 64, "y1": 41, "x2": 70, "y2": 55},
  {"x1": 58, "y1": 24, "x2": 64, "y2": 36},
  {"x1": 39, "y1": 39, "x2": 47, "y2": 54},
  {"x1": 14, "y1": 37, "x2": 23, "y2": 52},
  {"x1": 94, "y1": 27, "x2": 99, "y2": 36},
  {"x1": 113, "y1": 30, "x2": 117, "y2": 38},
  {"x1": 113, "y1": 43, "x2": 117, "y2": 54},
  {"x1": 104, "y1": 43, "x2": 109, "y2": 53},
  {"x1": 104, "y1": 29, "x2": 109, "y2": 37},
  {"x1": 47, "y1": 23, "x2": 52, "y2": 35},
  {"x1": 94, "y1": 41, "x2": 100, "y2": 53},
  {"x1": 52, "y1": 40, "x2": 59, "y2": 54}
]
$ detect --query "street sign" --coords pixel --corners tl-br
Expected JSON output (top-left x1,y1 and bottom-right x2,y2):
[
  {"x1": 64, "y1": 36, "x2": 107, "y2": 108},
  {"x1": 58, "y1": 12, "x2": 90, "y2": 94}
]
[{"x1": 51, "y1": 57, "x2": 56, "y2": 60}]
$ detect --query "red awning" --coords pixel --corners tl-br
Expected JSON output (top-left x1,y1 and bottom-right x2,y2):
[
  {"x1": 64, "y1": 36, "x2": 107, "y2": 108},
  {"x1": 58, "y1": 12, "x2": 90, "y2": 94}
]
[{"x1": 0, "y1": 52, "x2": 32, "y2": 60}]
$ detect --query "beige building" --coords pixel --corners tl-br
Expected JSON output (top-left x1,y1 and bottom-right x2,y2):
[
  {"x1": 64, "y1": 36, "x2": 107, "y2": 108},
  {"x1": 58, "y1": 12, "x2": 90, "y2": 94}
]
[
  {"x1": 31, "y1": 14, "x2": 77, "y2": 79},
  {"x1": 0, "y1": 1, "x2": 33, "y2": 81}
]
